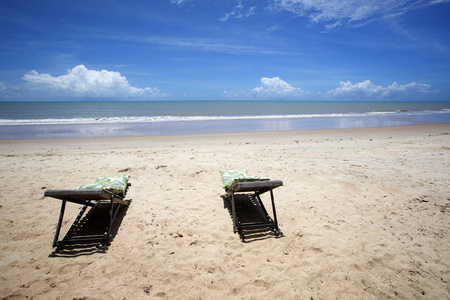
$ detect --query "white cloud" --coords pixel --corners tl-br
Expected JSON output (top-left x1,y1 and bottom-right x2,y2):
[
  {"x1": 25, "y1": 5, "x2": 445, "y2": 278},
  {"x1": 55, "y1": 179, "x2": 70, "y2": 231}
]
[
  {"x1": 430, "y1": 0, "x2": 450, "y2": 3},
  {"x1": 267, "y1": 25, "x2": 282, "y2": 32},
  {"x1": 252, "y1": 77, "x2": 306, "y2": 98},
  {"x1": 170, "y1": 0, "x2": 190, "y2": 6},
  {"x1": 22, "y1": 65, "x2": 162, "y2": 98},
  {"x1": 117, "y1": 35, "x2": 289, "y2": 55},
  {"x1": 270, "y1": 0, "x2": 447, "y2": 28},
  {"x1": 223, "y1": 90, "x2": 238, "y2": 98},
  {"x1": 220, "y1": 0, "x2": 256, "y2": 22},
  {"x1": 327, "y1": 80, "x2": 432, "y2": 98}
]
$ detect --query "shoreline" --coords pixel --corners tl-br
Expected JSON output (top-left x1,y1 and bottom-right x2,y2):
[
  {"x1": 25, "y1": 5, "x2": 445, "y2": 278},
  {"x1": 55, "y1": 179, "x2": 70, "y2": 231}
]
[
  {"x1": 1, "y1": 123, "x2": 449, "y2": 299},
  {"x1": 1, "y1": 111, "x2": 449, "y2": 140}
]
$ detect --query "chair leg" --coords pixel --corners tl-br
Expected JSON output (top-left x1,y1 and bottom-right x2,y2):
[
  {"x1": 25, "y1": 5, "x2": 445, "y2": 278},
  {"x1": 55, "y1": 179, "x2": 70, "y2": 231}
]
[
  {"x1": 230, "y1": 192, "x2": 237, "y2": 233},
  {"x1": 270, "y1": 190, "x2": 279, "y2": 235},
  {"x1": 103, "y1": 194, "x2": 124, "y2": 247},
  {"x1": 104, "y1": 194, "x2": 115, "y2": 247},
  {"x1": 53, "y1": 200, "x2": 67, "y2": 248},
  {"x1": 230, "y1": 192, "x2": 246, "y2": 241}
]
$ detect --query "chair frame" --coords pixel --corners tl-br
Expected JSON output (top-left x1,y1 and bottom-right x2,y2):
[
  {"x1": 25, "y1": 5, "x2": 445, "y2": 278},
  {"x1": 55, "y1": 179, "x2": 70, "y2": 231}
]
[
  {"x1": 44, "y1": 183, "x2": 131, "y2": 253},
  {"x1": 223, "y1": 180, "x2": 282, "y2": 241}
]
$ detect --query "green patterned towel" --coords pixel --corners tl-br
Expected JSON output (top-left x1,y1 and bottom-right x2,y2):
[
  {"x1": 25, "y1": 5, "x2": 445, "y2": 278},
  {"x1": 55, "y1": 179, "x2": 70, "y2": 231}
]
[
  {"x1": 75, "y1": 175, "x2": 130, "y2": 196},
  {"x1": 219, "y1": 170, "x2": 269, "y2": 189}
]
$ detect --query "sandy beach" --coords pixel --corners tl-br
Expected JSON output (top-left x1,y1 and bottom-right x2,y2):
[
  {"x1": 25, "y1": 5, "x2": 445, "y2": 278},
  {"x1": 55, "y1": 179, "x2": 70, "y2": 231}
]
[{"x1": 0, "y1": 124, "x2": 449, "y2": 299}]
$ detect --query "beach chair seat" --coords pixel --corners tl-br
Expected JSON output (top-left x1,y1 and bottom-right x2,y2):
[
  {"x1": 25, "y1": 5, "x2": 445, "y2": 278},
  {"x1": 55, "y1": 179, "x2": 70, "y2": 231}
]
[
  {"x1": 220, "y1": 170, "x2": 282, "y2": 241},
  {"x1": 44, "y1": 175, "x2": 131, "y2": 253}
]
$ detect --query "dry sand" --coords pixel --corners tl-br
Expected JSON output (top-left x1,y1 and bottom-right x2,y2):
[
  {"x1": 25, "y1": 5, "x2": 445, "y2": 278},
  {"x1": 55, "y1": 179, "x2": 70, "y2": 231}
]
[{"x1": 0, "y1": 124, "x2": 449, "y2": 299}]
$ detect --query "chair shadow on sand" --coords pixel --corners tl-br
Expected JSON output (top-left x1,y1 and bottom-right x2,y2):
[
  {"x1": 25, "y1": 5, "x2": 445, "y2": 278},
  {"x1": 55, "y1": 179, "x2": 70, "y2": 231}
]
[
  {"x1": 49, "y1": 201, "x2": 131, "y2": 257},
  {"x1": 222, "y1": 194, "x2": 283, "y2": 243}
]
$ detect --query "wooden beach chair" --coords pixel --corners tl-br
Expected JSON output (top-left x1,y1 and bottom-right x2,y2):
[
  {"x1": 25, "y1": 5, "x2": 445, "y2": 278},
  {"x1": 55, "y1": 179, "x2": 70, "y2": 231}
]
[
  {"x1": 220, "y1": 170, "x2": 282, "y2": 241},
  {"x1": 44, "y1": 175, "x2": 131, "y2": 253}
]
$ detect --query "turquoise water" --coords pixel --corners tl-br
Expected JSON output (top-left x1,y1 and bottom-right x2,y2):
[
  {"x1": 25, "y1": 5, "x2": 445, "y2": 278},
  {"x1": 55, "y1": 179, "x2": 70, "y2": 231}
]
[{"x1": 0, "y1": 101, "x2": 449, "y2": 139}]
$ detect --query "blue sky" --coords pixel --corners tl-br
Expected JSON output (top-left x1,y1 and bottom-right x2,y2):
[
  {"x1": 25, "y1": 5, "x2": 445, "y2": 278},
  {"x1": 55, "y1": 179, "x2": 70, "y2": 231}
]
[{"x1": 0, "y1": 0, "x2": 449, "y2": 101}]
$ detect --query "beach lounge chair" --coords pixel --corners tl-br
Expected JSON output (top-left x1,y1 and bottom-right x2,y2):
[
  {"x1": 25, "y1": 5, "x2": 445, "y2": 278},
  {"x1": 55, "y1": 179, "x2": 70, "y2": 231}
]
[
  {"x1": 44, "y1": 175, "x2": 131, "y2": 253},
  {"x1": 220, "y1": 170, "x2": 282, "y2": 241}
]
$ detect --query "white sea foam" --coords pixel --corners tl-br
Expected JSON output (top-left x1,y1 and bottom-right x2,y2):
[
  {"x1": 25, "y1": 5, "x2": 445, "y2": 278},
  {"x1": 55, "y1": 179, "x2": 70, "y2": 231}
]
[{"x1": 0, "y1": 110, "x2": 447, "y2": 126}]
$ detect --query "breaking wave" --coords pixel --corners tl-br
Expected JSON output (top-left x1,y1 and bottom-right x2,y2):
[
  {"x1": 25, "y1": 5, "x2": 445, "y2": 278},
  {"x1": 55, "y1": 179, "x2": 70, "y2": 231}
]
[{"x1": 0, "y1": 110, "x2": 448, "y2": 126}]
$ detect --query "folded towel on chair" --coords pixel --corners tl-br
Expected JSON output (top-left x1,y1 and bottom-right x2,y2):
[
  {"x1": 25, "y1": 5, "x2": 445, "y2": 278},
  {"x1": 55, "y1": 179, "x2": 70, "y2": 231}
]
[
  {"x1": 75, "y1": 175, "x2": 130, "y2": 196},
  {"x1": 219, "y1": 170, "x2": 269, "y2": 189}
]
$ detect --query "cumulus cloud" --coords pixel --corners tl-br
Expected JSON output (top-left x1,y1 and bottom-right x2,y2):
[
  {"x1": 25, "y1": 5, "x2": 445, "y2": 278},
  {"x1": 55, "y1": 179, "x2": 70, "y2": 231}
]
[
  {"x1": 327, "y1": 80, "x2": 432, "y2": 99},
  {"x1": 220, "y1": 0, "x2": 256, "y2": 22},
  {"x1": 271, "y1": 0, "x2": 447, "y2": 28},
  {"x1": 252, "y1": 77, "x2": 306, "y2": 98},
  {"x1": 22, "y1": 65, "x2": 162, "y2": 98}
]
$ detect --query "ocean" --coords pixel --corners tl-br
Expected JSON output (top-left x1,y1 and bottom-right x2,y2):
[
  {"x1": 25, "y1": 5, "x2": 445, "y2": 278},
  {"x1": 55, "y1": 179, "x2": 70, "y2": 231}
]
[{"x1": 0, "y1": 100, "x2": 449, "y2": 139}]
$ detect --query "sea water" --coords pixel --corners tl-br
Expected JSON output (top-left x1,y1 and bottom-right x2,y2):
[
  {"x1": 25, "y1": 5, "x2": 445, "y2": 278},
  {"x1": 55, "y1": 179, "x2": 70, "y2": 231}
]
[{"x1": 0, "y1": 101, "x2": 449, "y2": 139}]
